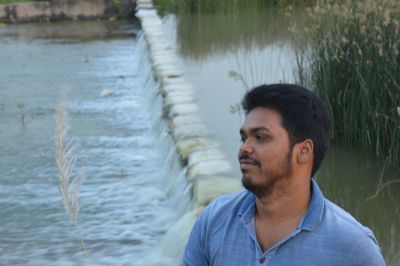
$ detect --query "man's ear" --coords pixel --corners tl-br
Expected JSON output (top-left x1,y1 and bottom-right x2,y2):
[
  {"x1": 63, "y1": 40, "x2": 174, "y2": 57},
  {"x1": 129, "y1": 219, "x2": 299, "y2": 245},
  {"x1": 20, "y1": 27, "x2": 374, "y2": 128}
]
[{"x1": 296, "y1": 139, "x2": 314, "y2": 164}]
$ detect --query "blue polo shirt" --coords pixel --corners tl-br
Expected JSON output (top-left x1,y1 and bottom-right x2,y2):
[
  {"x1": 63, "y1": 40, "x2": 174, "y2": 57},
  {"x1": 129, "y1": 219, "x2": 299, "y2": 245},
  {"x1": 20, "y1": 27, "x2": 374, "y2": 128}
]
[{"x1": 183, "y1": 179, "x2": 386, "y2": 266}]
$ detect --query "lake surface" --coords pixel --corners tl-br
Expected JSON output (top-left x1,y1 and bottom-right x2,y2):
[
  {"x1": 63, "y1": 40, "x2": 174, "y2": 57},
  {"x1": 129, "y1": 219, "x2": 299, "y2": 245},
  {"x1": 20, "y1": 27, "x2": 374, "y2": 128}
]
[
  {"x1": 0, "y1": 20, "x2": 190, "y2": 265},
  {"x1": 159, "y1": 5, "x2": 400, "y2": 266}
]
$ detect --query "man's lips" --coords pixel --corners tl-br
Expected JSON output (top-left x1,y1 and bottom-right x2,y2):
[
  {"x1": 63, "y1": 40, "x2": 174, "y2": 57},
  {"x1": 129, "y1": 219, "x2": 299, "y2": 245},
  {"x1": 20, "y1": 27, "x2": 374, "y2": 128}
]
[{"x1": 239, "y1": 158, "x2": 260, "y2": 170}]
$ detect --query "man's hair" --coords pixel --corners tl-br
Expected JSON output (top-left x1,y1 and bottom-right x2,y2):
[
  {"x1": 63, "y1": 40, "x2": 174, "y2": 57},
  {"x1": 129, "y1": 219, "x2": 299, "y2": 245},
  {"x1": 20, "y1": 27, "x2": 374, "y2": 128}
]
[{"x1": 242, "y1": 83, "x2": 332, "y2": 177}]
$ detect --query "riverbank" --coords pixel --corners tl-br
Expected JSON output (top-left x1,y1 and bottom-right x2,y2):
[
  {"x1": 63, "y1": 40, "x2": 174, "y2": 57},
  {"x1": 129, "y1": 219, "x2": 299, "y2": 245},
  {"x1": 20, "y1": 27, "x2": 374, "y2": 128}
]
[{"x1": 0, "y1": 0, "x2": 136, "y2": 23}]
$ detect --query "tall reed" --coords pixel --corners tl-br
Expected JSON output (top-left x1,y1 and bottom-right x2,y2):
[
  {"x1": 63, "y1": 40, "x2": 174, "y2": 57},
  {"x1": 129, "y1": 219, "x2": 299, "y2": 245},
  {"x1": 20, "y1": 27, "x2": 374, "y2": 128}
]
[
  {"x1": 55, "y1": 97, "x2": 93, "y2": 266},
  {"x1": 297, "y1": 0, "x2": 400, "y2": 169}
]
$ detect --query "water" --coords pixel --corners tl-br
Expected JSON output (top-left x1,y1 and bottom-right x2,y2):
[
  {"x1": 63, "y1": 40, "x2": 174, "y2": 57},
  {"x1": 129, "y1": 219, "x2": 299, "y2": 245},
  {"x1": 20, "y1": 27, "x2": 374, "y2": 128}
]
[
  {"x1": 159, "y1": 5, "x2": 400, "y2": 266},
  {"x1": 0, "y1": 21, "x2": 190, "y2": 265}
]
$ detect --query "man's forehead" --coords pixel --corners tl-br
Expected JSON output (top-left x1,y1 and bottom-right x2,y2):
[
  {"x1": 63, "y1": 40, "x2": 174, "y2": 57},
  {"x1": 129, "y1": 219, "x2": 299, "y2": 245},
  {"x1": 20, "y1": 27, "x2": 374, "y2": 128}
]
[
  {"x1": 239, "y1": 126, "x2": 271, "y2": 134},
  {"x1": 240, "y1": 107, "x2": 283, "y2": 131}
]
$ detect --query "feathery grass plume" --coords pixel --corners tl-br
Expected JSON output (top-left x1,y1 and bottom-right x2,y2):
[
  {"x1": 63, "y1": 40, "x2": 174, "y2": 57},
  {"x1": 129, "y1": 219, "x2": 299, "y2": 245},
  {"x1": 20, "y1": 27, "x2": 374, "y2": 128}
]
[{"x1": 55, "y1": 97, "x2": 93, "y2": 266}]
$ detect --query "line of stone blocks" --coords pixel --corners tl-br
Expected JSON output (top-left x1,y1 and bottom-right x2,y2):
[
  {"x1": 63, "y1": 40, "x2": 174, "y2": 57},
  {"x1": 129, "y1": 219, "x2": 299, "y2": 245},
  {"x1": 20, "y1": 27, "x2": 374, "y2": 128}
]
[{"x1": 135, "y1": 1, "x2": 242, "y2": 207}]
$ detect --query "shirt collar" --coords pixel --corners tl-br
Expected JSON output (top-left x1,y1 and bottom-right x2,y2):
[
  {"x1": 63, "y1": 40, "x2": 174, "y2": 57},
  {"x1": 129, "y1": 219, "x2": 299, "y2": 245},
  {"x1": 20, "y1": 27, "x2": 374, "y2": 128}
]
[
  {"x1": 299, "y1": 178, "x2": 325, "y2": 231},
  {"x1": 237, "y1": 179, "x2": 325, "y2": 231},
  {"x1": 238, "y1": 191, "x2": 255, "y2": 224}
]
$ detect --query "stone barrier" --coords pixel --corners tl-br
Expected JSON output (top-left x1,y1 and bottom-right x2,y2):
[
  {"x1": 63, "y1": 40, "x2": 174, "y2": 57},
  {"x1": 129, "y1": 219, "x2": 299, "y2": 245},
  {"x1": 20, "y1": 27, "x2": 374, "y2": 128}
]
[{"x1": 135, "y1": 0, "x2": 242, "y2": 209}]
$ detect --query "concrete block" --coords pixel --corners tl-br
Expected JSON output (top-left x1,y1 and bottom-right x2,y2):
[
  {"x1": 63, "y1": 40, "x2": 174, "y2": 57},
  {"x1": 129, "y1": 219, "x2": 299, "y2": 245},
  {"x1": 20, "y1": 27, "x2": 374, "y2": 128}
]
[
  {"x1": 188, "y1": 148, "x2": 226, "y2": 166},
  {"x1": 169, "y1": 103, "x2": 199, "y2": 117},
  {"x1": 162, "y1": 77, "x2": 188, "y2": 87},
  {"x1": 173, "y1": 123, "x2": 208, "y2": 141},
  {"x1": 171, "y1": 114, "x2": 202, "y2": 129},
  {"x1": 156, "y1": 66, "x2": 182, "y2": 78},
  {"x1": 164, "y1": 94, "x2": 194, "y2": 109},
  {"x1": 135, "y1": 9, "x2": 158, "y2": 18},
  {"x1": 161, "y1": 83, "x2": 192, "y2": 95},
  {"x1": 176, "y1": 137, "x2": 220, "y2": 160},
  {"x1": 194, "y1": 177, "x2": 243, "y2": 206},
  {"x1": 188, "y1": 159, "x2": 232, "y2": 178}
]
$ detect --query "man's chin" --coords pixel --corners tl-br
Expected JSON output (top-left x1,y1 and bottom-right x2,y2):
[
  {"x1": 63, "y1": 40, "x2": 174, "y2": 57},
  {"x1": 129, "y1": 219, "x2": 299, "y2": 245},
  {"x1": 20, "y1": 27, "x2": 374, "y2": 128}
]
[
  {"x1": 241, "y1": 175, "x2": 274, "y2": 199},
  {"x1": 241, "y1": 175, "x2": 258, "y2": 193}
]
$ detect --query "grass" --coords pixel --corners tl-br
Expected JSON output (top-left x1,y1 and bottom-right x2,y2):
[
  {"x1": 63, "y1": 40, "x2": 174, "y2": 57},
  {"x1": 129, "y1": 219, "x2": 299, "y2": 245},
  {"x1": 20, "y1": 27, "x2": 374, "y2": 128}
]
[
  {"x1": 296, "y1": 0, "x2": 400, "y2": 170},
  {"x1": 56, "y1": 97, "x2": 93, "y2": 266},
  {"x1": 0, "y1": 0, "x2": 33, "y2": 4}
]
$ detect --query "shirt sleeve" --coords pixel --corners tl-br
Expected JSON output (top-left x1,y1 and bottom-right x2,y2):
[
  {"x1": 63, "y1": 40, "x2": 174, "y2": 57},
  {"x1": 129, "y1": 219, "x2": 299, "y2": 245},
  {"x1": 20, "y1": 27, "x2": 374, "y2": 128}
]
[
  {"x1": 349, "y1": 235, "x2": 386, "y2": 266},
  {"x1": 182, "y1": 206, "x2": 210, "y2": 266}
]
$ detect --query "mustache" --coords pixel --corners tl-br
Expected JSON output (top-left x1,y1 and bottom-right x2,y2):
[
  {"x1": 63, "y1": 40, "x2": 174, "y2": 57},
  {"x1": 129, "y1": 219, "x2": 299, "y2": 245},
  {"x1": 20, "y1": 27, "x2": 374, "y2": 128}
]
[{"x1": 239, "y1": 154, "x2": 260, "y2": 165}]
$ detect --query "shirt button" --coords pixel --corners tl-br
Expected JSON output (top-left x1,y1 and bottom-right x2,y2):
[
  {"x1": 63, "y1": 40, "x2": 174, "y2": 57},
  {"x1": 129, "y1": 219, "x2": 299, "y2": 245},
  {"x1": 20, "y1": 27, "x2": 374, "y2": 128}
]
[{"x1": 259, "y1": 257, "x2": 265, "y2": 264}]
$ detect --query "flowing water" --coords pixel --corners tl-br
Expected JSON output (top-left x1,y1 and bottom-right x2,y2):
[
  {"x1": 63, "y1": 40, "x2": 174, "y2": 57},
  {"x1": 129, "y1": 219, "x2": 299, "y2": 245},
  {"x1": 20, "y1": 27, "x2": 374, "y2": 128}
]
[
  {"x1": 1, "y1": 5, "x2": 399, "y2": 265},
  {"x1": 0, "y1": 20, "x2": 191, "y2": 265},
  {"x1": 159, "y1": 5, "x2": 400, "y2": 266}
]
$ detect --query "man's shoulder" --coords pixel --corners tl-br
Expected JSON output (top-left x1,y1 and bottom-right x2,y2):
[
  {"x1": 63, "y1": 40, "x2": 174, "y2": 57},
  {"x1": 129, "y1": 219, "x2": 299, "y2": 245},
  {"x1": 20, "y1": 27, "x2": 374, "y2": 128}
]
[
  {"x1": 323, "y1": 199, "x2": 375, "y2": 238},
  {"x1": 200, "y1": 189, "x2": 252, "y2": 221},
  {"x1": 209, "y1": 189, "x2": 250, "y2": 205},
  {"x1": 314, "y1": 199, "x2": 385, "y2": 265}
]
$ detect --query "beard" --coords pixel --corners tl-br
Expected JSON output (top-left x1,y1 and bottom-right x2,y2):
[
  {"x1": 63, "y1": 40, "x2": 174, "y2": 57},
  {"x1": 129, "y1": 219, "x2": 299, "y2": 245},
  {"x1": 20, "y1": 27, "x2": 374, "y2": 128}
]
[{"x1": 241, "y1": 150, "x2": 293, "y2": 199}]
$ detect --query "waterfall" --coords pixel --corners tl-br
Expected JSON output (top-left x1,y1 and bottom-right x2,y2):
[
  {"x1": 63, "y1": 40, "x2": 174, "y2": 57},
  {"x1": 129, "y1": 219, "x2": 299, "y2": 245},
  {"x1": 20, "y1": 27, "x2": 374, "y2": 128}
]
[{"x1": 133, "y1": 0, "x2": 243, "y2": 264}]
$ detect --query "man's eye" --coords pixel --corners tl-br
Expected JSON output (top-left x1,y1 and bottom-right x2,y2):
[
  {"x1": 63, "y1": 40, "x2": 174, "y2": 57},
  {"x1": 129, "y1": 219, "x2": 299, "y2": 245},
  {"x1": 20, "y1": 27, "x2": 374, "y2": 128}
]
[
  {"x1": 256, "y1": 135, "x2": 266, "y2": 141},
  {"x1": 240, "y1": 137, "x2": 246, "y2": 143}
]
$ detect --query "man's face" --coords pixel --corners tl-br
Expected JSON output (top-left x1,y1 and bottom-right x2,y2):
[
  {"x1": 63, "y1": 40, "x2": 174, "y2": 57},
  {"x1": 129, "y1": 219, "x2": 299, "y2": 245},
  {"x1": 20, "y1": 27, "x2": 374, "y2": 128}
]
[{"x1": 238, "y1": 107, "x2": 293, "y2": 198}]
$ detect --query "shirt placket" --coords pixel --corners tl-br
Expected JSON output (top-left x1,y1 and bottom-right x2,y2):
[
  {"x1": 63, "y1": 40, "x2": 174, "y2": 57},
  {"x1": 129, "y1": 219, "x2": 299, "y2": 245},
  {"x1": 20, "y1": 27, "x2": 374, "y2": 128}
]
[
  {"x1": 259, "y1": 228, "x2": 303, "y2": 265},
  {"x1": 242, "y1": 214, "x2": 303, "y2": 265}
]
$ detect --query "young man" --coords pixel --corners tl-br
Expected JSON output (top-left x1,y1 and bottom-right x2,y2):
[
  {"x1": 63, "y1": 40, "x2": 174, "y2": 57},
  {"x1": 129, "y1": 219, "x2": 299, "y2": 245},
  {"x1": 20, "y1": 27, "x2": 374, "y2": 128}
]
[{"x1": 182, "y1": 84, "x2": 386, "y2": 265}]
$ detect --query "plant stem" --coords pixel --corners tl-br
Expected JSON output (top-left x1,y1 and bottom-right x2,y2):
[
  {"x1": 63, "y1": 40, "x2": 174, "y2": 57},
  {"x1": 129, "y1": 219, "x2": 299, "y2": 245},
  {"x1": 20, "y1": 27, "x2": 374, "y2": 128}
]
[{"x1": 75, "y1": 222, "x2": 93, "y2": 266}]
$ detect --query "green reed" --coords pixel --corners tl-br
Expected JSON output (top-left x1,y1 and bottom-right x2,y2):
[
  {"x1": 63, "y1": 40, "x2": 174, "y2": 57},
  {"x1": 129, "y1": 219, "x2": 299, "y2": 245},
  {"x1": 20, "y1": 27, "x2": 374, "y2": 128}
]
[
  {"x1": 0, "y1": 0, "x2": 32, "y2": 4},
  {"x1": 297, "y1": 0, "x2": 400, "y2": 168}
]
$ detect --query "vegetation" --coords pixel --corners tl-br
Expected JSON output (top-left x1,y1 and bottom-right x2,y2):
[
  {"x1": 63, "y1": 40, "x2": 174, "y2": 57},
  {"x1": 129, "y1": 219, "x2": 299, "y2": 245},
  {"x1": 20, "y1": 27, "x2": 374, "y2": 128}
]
[
  {"x1": 297, "y1": 0, "x2": 400, "y2": 170},
  {"x1": 0, "y1": 0, "x2": 32, "y2": 4}
]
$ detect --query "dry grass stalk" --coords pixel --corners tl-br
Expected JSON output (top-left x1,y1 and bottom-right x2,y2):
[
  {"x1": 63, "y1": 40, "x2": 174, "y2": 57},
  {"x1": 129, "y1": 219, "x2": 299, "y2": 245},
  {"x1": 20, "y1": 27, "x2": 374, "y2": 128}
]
[{"x1": 55, "y1": 97, "x2": 93, "y2": 266}]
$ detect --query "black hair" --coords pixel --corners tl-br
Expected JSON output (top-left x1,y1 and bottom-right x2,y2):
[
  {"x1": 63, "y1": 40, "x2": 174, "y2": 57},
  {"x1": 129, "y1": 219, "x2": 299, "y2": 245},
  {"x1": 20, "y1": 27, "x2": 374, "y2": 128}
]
[{"x1": 242, "y1": 83, "x2": 332, "y2": 177}]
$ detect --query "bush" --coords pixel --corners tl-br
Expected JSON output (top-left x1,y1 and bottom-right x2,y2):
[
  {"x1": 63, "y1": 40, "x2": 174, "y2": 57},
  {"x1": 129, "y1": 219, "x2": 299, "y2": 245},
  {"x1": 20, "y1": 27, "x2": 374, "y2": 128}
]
[{"x1": 298, "y1": 0, "x2": 400, "y2": 168}]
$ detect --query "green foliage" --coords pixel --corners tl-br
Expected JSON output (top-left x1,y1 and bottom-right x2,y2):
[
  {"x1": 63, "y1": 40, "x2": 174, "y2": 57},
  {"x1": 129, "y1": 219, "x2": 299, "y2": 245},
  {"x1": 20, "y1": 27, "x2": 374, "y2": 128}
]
[
  {"x1": 112, "y1": 0, "x2": 123, "y2": 15},
  {"x1": 0, "y1": 0, "x2": 33, "y2": 4},
  {"x1": 297, "y1": 0, "x2": 400, "y2": 168},
  {"x1": 228, "y1": 70, "x2": 250, "y2": 90}
]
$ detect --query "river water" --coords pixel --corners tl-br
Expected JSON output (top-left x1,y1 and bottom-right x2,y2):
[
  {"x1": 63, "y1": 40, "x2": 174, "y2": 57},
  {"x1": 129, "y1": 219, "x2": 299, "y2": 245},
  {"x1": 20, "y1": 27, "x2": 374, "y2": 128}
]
[
  {"x1": 0, "y1": 20, "x2": 190, "y2": 265},
  {"x1": 159, "y1": 5, "x2": 400, "y2": 266},
  {"x1": 1, "y1": 6, "x2": 399, "y2": 266}
]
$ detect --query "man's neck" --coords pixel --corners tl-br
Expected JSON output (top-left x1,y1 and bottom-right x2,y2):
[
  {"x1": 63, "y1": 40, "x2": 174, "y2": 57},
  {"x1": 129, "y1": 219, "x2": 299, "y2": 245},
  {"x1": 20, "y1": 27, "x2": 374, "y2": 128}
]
[
  {"x1": 255, "y1": 179, "x2": 311, "y2": 221},
  {"x1": 253, "y1": 177, "x2": 311, "y2": 251}
]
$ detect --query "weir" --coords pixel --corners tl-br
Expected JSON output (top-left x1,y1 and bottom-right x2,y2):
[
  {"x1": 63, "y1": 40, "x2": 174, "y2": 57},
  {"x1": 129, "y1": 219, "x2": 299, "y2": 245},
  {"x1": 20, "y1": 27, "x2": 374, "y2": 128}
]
[{"x1": 134, "y1": 0, "x2": 242, "y2": 263}]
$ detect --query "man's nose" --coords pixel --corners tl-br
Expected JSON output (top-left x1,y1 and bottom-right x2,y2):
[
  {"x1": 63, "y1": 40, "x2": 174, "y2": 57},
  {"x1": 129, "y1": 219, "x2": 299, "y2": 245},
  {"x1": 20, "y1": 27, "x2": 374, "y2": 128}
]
[{"x1": 239, "y1": 139, "x2": 254, "y2": 155}]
